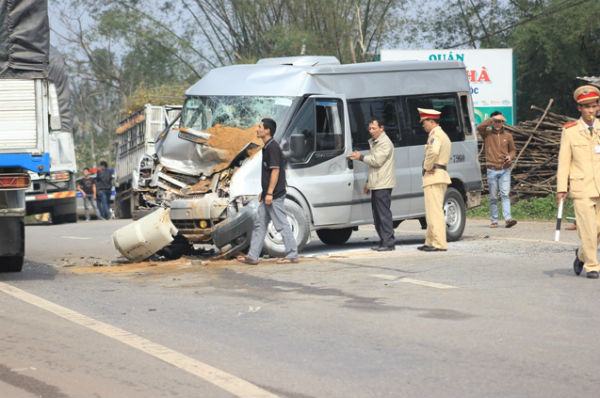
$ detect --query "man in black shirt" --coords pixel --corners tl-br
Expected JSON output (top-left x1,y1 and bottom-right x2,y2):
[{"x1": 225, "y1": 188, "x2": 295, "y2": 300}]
[
  {"x1": 77, "y1": 167, "x2": 104, "y2": 221},
  {"x1": 95, "y1": 160, "x2": 112, "y2": 220},
  {"x1": 238, "y1": 118, "x2": 298, "y2": 264}
]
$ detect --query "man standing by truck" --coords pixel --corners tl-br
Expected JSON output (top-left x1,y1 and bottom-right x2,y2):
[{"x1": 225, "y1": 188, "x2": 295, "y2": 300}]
[
  {"x1": 418, "y1": 108, "x2": 451, "y2": 252},
  {"x1": 96, "y1": 161, "x2": 112, "y2": 220},
  {"x1": 477, "y1": 110, "x2": 517, "y2": 229},
  {"x1": 349, "y1": 118, "x2": 396, "y2": 251},
  {"x1": 237, "y1": 118, "x2": 298, "y2": 264},
  {"x1": 77, "y1": 167, "x2": 103, "y2": 221}
]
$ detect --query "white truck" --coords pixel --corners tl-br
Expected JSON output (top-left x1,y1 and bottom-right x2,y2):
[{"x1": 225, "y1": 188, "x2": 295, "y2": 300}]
[
  {"x1": 114, "y1": 104, "x2": 181, "y2": 219},
  {"x1": 25, "y1": 46, "x2": 78, "y2": 223},
  {"x1": 0, "y1": 0, "x2": 51, "y2": 271}
]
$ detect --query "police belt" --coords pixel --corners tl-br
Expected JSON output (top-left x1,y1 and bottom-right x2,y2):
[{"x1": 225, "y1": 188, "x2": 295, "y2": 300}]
[{"x1": 422, "y1": 164, "x2": 447, "y2": 176}]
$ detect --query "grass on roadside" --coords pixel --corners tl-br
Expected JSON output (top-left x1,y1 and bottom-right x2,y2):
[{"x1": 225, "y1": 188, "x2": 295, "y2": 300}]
[{"x1": 467, "y1": 194, "x2": 575, "y2": 221}]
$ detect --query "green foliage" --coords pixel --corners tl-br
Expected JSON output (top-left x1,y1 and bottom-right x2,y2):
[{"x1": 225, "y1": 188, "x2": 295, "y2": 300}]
[
  {"x1": 402, "y1": 0, "x2": 600, "y2": 119},
  {"x1": 468, "y1": 194, "x2": 574, "y2": 221},
  {"x1": 509, "y1": 0, "x2": 600, "y2": 118}
]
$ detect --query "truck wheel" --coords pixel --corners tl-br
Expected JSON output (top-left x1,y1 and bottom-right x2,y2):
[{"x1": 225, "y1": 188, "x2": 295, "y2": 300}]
[
  {"x1": 263, "y1": 200, "x2": 309, "y2": 257},
  {"x1": 316, "y1": 228, "x2": 352, "y2": 245},
  {"x1": 0, "y1": 256, "x2": 23, "y2": 272},
  {"x1": 444, "y1": 187, "x2": 466, "y2": 242}
]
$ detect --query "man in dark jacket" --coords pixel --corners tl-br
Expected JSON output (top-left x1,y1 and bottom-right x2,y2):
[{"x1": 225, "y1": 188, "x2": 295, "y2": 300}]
[{"x1": 95, "y1": 161, "x2": 112, "y2": 220}]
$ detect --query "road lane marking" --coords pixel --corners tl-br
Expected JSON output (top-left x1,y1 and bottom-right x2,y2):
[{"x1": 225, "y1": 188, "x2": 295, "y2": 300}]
[
  {"x1": 371, "y1": 274, "x2": 457, "y2": 289},
  {"x1": 494, "y1": 236, "x2": 578, "y2": 246},
  {"x1": 371, "y1": 274, "x2": 397, "y2": 281},
  {"x1": 0, "y1": 282, "x2": 277, "y2": 398},
  {"x1": 397, "y1": 278, "x2": 457, "y2": 289},
  {"x1": 60, "y1": 236, "x2": 92, "y2": 240}
]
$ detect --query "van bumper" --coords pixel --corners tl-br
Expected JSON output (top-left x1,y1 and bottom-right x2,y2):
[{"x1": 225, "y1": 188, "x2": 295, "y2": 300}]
[
  {"x1": 211, "y1": 199, "x2": 258, "y2": 253},
  {"x1": 170, "y1": 197, "x2": 258, "y2": 254}
]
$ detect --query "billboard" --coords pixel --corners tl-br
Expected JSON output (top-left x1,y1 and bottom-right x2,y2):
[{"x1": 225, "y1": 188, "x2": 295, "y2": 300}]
[{"x1": 380, "y1": 49, "x2": 515, "y2": 125}]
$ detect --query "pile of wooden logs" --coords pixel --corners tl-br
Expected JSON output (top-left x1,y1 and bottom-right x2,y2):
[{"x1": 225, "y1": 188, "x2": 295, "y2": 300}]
[{"x1": 478, "y1": 100, "x2": 577, "y2": 198}]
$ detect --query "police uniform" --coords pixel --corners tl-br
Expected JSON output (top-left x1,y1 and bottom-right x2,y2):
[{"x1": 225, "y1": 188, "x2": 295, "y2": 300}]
[
  {"x1": 556, "y1": 85, "x2": 600, "y2": 277},
  {"x1": 419, "y1": 108, "x2": 451, "y2": 251}
]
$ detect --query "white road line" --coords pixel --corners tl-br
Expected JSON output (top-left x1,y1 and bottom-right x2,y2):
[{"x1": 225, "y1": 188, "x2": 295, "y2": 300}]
[
  {"x1": 60, "y1": 236, "x2": 92, "y2": 240},
  {"x1": 0, "y1": 282, "x2": 277, "y2": 398},
  {"x1": 494, "y1": 236, "x2": 578, "y2": 246},
  {"x1": 370, "y1": 274, "x2": 397, "y2": 281},
  {"x1": 397, "y1": 278, "x2": 457, "y2": 289},
  {"x1": 371, "y1": 274, "x2": 457, "y2": 289}
]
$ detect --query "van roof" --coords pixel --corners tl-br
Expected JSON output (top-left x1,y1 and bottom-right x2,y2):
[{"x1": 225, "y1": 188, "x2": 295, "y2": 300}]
[{"x1": 186, "y1": 60, "x2": 470, "y2": 99}]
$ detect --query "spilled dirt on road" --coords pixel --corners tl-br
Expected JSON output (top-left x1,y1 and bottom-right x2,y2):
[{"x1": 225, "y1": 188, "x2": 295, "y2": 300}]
[{"x1": 63, "y1": 256, "x2": 232, "y2": 275}]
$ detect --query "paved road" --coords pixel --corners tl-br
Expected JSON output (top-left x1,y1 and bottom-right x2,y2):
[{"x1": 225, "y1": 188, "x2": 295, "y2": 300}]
[{"x1": 1, "y1": 218, "x2": 598, "y2": 397}]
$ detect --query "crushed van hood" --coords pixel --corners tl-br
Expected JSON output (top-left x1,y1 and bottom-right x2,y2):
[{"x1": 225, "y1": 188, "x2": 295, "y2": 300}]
[{"x1": 156, "y1": 124, "x2": 262, "y2": 177}]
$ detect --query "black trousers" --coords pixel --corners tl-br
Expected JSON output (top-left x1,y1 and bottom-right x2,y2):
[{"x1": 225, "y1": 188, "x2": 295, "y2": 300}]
[{"x1": 371, "y1": 188, "x2": 395, "y2": 248}]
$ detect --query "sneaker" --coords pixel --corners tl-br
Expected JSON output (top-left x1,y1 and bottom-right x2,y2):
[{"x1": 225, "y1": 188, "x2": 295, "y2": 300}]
[
  {"x1": 505, "y1": 219, "x2": 517, "y2": 228},
  {"x1": 490, "y1": 223, "x2": 498, "y2": 228}
]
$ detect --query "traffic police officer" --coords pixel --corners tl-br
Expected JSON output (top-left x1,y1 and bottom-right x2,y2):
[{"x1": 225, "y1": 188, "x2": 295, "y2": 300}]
[
  {"x1": 417, "y1": 108, "x2": 451, "y2": 252},
  {"x1": 557, "y1": 85, "x2": 600, "y2": 279}
]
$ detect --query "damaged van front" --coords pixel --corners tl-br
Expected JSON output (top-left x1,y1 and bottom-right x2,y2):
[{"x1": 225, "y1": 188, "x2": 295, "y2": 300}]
[{"x1": 145, "y1": 94, "x2": 298, "y2": 257}]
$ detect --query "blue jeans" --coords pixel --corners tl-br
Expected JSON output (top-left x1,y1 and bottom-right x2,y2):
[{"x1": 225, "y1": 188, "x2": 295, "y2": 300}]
[
  {"x1": 96, "y1": 190, "x2": 111, "y2": 219},
  {"x1": 487, "y1": 168, "x2": 512, "y2": 223},
  {"x1": 83, "y1": 196, "x2": 104, "y2": 220}
]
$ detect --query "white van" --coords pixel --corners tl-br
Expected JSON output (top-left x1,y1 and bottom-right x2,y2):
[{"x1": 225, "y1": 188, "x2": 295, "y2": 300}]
[{"x1": 142, "y1": 56, "x2": 482, "y2": 257}]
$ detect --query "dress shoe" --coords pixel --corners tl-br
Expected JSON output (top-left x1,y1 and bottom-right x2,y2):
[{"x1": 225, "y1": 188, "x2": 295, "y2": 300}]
[
  {"x1": 573, "y1": 249, "x2": 583, "y2": 276},
  {"x1": 566, "y1": 224, "x2": 577, "y2": 231},
  {"x1": 505, "y1": 219, "x2": 517, "y2": 228},
  {"x1": 587, "y1": 271, "x2": 599, "y2": 279},
  {"x1": 376, "y1": 246, "x2": 395, "y2": 252},
  {"x1": 417, "y1": 245, "x2": 431, "y2": 251},
  {"x1": 421, "y1": 246, "x2": 447, "y2": 252}
]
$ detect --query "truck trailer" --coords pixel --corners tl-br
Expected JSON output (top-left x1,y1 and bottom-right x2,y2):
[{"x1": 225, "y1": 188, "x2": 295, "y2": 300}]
[
  {"x1": 0, "y1": 0, "x2": 51, "y2": 271},
  {"x1": 25, "y1": 46, "x2": 77, "y2": 223}
]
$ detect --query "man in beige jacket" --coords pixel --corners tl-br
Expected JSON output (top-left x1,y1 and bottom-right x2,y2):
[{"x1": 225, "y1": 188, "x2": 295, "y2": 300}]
[
  {"x1": 349, "y1": 118, "x2": 396, "y2": 251},
  {"x1": 557, "y1": 85, "x2": 600, "y2": 279},
  {"x1": 418, "y1": 108, "x2": 451, "y2": 252}
]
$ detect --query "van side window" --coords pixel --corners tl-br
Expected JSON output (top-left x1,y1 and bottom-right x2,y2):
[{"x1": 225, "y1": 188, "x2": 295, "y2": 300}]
[
  {"x1": 459, "y1": 93, "x2": 474, "y2": 137},
  {"x1": 284, "y1": 98, "x2": 344, "y2": 166},
  {"x1": 316, "y1": 100, "x2": 344, "y2": 151},
  {"x1": 348, "y1": 98, "x2": 403, "y2": 149},
  {"x1": 405, "y1": 95, "x2": 465, "y2": 145}
]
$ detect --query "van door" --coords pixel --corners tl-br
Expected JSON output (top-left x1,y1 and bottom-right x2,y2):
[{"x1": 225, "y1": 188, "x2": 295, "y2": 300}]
[
  {"x1": 347, "y1": 97, "x2": 412, "y2": 224},
  {"x1": 282, "y1": 96, "x2": 353, "y2": 226}
]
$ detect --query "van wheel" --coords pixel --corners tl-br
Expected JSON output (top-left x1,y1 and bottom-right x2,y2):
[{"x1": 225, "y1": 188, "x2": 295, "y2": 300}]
[
  {"x1": 263, "y1": 200, "x2": 309, "y2": 257},
  {"x1": 316, "y1": 228, "x2": 352, "y2": 245},
  {"x1": 0, "y1": 256, "x2": 23, "y2": 272},
  {"x1": 444, "y1": 187, "x2": 466, "y2": 242}
]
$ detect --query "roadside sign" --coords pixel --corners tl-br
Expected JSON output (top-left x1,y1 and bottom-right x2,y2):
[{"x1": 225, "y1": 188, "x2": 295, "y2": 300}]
[{"x1": 380, "y1": 49, "x2": 516, "y2": 125}]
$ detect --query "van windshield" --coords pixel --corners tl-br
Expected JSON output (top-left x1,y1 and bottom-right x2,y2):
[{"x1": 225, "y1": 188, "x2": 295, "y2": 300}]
[{"x1": 181, "y1": 96, "x2": 295, "y2": 131}]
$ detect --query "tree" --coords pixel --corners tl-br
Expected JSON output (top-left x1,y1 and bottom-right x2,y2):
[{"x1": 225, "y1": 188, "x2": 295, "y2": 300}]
[
  {"x1": 400, "y1": 0, "x2": 599, "y2": 119},
  {"x1": 508, "y1": 0, "x2": 600, "y2": 118}
]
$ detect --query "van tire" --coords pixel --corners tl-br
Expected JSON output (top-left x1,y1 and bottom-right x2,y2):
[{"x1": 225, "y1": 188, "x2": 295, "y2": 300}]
[
  {"x1": 444, "y1": 187, "x2": 466, "y2": 242},
  {"x1": 263, "y1": 200, "x2": 309, "y2": 257},
  {"x1": 316, "y1": 228, "x2": 352, "y2": 245}
]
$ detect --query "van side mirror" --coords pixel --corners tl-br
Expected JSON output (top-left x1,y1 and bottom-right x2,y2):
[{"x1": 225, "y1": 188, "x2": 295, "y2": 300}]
[{"x1": 290, "y1": 134, "x2": 306, "y2": 161}]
